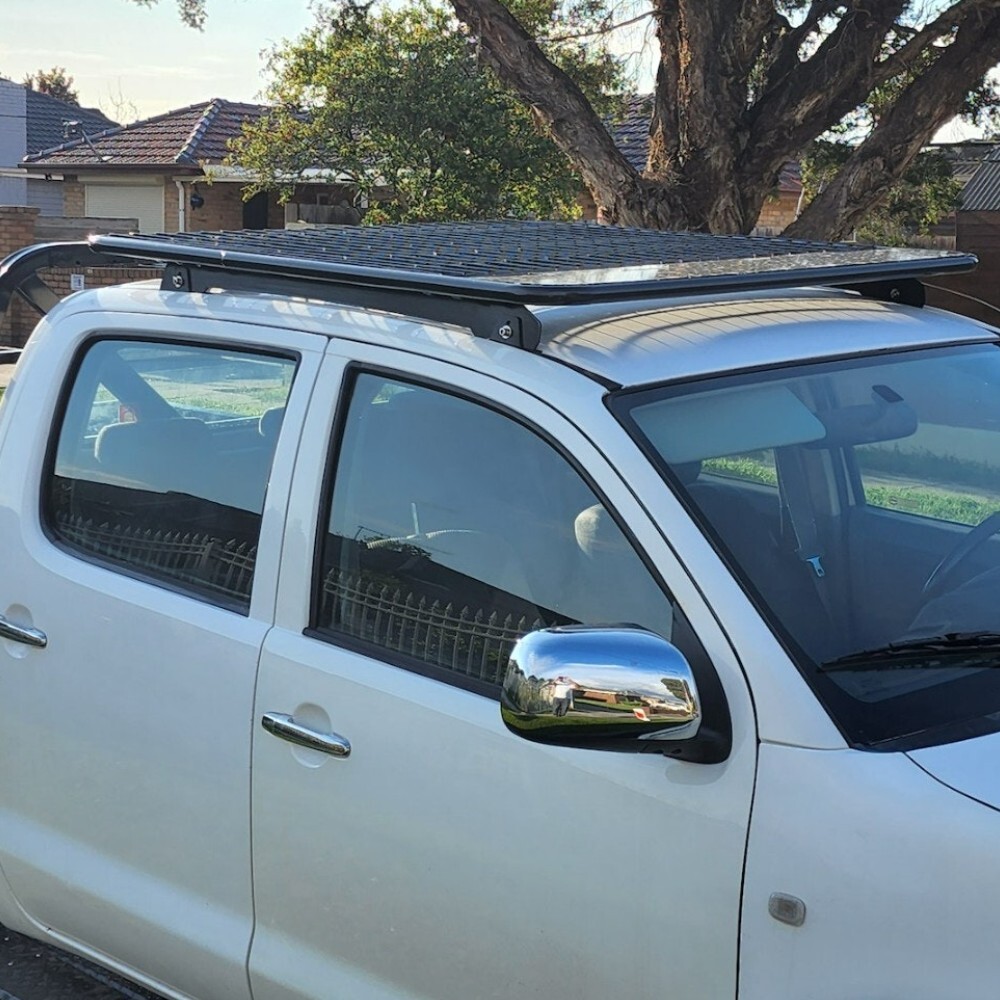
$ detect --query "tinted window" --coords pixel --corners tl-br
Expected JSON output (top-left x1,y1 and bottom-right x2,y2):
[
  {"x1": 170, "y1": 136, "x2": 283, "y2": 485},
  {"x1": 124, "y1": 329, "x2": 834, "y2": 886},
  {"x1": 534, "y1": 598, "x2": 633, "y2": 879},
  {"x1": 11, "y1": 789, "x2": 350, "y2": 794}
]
[
  {"x1": 47, "y1": 340, "x2": 296, "y2": 610},
  {"x1": 315, "y1": 373, "x2": 675, "y2": 689},
  {"x1": 618, "y1": 342, "x2": 1000, "y2": 750}
]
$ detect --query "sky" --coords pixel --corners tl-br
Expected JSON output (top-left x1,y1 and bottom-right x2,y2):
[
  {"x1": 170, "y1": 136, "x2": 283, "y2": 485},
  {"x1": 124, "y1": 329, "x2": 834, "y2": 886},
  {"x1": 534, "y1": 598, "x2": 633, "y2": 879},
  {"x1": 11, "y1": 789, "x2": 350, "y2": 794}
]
[
  {"x1": 0, "y1": 0, "x2": 986, "y2": 141},
  {"x1": 0, "y1": 0, "x2": 316, "y2": 122}
]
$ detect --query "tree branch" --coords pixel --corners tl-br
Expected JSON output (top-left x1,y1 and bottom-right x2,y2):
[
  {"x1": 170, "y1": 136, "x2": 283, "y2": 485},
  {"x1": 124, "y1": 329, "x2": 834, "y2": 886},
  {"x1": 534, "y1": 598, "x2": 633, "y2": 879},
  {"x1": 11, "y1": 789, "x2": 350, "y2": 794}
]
[
  {"x1": 783, "y1": 0, "x2": 842, "y2": 55},
  {"x1": 742, "y1": 1, "x2": 905, "y2": 189},
  {"x1": 872, "y1": 0, "x2": 999, "y2": 87},
  {"x1": 450, "y1": 0, "x2": 650, "y2": 220},
  {"x1": 544, "y1": 9, "x2": 652, "y2": 43},
  {"x1": 786, "y1": 6, "x2": 1000, "y2": 239}
]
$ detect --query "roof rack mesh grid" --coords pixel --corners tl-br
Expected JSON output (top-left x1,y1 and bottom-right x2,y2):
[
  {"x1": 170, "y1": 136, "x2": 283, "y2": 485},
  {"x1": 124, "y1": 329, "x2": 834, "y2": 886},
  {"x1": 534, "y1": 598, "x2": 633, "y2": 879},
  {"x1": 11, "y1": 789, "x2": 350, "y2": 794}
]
[
  {"x1": 92, "y1": 220, "x2": 972, "y2": 285},
  {"x1": 0, "y1": 221, "x2": 978, "y2": 353}
]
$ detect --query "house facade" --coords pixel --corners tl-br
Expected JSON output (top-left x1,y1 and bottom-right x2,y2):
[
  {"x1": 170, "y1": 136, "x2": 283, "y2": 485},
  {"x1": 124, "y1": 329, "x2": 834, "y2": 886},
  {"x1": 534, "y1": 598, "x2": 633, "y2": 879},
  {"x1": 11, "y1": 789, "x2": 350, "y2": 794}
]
[
  {"x1": 20, "y1": 98, "x2": 354, "y2": 234},
  {"x1": 927, "y1": 145, "x2": 1000, "y2": 323},
  {"x1": 0, "y1": 77, "x2": 117, "y2": 214}
]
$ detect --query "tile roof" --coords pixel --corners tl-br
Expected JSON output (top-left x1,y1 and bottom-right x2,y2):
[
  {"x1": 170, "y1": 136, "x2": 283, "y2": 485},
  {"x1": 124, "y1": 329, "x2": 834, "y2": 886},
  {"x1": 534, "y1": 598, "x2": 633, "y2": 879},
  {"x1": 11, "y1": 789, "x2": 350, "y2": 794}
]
[
  {"x1": 607, "y1": 94, "x2": 802, "y2": 193},
  {"x1": 608, "y1": 94, "x2": 653, "y2": 172},
  {"x1": 21, "y1": 87, "x2": 117, "y2": 156},
  {"x1": 930, "y1": 141, "x2": 997, "y2": 186},
  {"x1": 960, "y1": 146, "x2": 1000, "y2": 212},
  {"x1": 23, "y1": 90, "x2": 807, "y2": 198},
  {"x1": 23, "y1": 98, "x2": 269, "y2": 169}
]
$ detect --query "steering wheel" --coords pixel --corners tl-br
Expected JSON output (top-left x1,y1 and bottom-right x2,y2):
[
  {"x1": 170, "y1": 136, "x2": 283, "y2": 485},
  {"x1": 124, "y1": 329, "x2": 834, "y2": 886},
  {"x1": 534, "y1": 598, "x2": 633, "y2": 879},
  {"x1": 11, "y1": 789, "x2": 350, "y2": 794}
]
[{"x1": 921, "y1": 511, "x2": 1000, "y2": 600}]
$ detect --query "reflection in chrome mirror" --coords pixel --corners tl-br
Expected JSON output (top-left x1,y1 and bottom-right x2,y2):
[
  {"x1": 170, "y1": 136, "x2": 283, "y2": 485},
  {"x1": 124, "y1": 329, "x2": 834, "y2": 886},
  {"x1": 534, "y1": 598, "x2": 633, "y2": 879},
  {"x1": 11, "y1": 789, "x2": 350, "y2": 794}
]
[{"x1": 500, "y1": 626, "x2": 701, "y2": 747}]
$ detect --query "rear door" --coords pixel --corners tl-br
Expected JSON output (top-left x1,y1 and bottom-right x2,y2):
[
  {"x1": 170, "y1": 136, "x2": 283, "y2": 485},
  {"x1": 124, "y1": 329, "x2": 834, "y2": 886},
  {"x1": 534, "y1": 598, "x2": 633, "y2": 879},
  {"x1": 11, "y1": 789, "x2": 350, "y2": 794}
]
[
  {"x1": 0, "y1": 315, "x2": 322, "y2": 998},
  {"x1": 249, "y1": 343, "x2": 757, "y2": 1000}
]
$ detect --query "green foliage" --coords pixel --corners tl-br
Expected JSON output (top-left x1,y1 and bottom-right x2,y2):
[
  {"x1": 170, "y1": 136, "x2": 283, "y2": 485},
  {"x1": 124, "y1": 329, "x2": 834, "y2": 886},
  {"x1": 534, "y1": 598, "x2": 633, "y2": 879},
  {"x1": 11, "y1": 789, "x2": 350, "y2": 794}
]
[
  {"x1": 130, "y1": 0, "x2": 206, "y2": 29},
  {"x1": 22, "y1": 66, "x2": 79, "y2": 105},
  {"x1": 705, "y1": 448, "x2": 1000, "y2": 526},
  {"x1": 862, "y1": 484, "x2": 995, "y2": 526},
  {"x1": 703, "y1": 455, "x2": 778, "y2": 487},
  {"x1": 801, "y1": 140, "x2": 961, "y2": 245},
  {"x1": 230, "y1": 0, "x2": 615, "y2": 223}
]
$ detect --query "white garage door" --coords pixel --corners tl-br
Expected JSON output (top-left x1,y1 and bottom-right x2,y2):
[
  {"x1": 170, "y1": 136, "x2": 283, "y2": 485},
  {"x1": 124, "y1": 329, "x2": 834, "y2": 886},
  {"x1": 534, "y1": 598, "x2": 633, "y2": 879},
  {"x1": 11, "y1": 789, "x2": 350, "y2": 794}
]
[{"x1": 85, "y1": 184, "x2": 165, "y2": 233}]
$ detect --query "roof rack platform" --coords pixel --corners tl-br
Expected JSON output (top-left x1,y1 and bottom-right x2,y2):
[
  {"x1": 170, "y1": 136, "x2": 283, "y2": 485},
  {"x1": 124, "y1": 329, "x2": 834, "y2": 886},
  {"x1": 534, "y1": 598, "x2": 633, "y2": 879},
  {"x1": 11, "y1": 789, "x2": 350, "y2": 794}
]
[{"x1": 1, "y1": 221, "x2": 979, "y2": 351}]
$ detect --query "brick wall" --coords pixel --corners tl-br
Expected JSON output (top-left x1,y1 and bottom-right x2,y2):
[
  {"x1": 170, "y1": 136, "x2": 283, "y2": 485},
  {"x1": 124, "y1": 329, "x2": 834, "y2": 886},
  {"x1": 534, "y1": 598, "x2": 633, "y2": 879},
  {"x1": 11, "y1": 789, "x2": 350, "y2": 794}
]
[
  {"x1": 579, "y1": 186, "x2": 801, "y2": 232},
  {"x1": 0, "y1": 205, "x2": 160, "y2": 347},
  {"x1": 753, "y1": 191, "x2": 800, "y2": 235},
  {"x1": 63, "y1": 181, "x2": 85, "y2": 217},
  {"x1": 186, "y1": 183, "x2": 247, "y2": 231},
  {"x1": 165, "y1": 182, "x2": 181, "y2": 231}
]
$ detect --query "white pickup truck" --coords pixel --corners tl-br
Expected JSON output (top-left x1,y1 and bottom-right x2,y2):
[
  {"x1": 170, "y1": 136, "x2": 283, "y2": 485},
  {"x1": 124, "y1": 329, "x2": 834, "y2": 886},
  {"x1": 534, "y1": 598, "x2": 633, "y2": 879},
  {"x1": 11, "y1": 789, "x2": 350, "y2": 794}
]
[{"x1": 0, "y1": 222, "x2": 997, "y2": 999}]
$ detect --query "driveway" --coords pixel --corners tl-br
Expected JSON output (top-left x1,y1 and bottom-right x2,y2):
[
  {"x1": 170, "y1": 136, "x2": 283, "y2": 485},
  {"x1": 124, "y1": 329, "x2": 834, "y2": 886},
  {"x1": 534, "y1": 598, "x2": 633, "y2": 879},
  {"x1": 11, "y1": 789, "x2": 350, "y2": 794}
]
[{"x1": 0, "y1": 925, "x2": 163, "y2": 999}]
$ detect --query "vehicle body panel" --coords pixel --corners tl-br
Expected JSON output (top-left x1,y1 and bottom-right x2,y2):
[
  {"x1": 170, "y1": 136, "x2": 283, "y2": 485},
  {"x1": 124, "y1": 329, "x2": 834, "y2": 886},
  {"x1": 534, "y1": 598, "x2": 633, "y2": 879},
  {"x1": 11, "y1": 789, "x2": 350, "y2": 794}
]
[
  {"x1": 0, "y1": 306, "x2": 324, "y2": 998},
  {"x1": 248, "y1": 343, "x2": 758, "y2": 999},
  {"x1": 0, "y1": 266, "x2": 996, "y2": 998},
  {"x1": 740, "y1": 741, "x2": 1000, "y2": 999},
  {"x1": 908, "y1": 727, "x2": 1000, "y2": 808}
]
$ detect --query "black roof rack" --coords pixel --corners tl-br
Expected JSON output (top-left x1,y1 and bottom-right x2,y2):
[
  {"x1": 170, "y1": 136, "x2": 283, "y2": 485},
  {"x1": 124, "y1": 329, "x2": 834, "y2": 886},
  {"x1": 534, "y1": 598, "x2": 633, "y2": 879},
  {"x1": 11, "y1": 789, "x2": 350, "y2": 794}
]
[{"x1": 0, "y1": 221, "x2": 978, "y2": 352}]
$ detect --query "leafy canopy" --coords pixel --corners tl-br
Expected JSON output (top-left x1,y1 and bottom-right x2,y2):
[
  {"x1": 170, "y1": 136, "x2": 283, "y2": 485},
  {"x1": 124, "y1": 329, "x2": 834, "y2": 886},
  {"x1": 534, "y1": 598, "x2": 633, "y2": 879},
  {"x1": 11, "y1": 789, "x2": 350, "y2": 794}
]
[
  {"x1": 130, "y1": 0, "x2": 1000, "y2": 238},
  {"x1": 22, "y1": 66, "x2": 79, "y2": 105},
  {"x1": 230, "y1": 0, "x2": 620, "y2": 223}
]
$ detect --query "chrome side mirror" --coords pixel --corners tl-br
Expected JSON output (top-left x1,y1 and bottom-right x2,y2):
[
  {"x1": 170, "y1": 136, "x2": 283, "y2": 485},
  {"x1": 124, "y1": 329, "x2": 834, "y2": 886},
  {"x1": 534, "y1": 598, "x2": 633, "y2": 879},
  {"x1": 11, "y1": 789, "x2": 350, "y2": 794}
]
[{"x1": 501, "y1": 626, "x2": 701, "y2": 748}]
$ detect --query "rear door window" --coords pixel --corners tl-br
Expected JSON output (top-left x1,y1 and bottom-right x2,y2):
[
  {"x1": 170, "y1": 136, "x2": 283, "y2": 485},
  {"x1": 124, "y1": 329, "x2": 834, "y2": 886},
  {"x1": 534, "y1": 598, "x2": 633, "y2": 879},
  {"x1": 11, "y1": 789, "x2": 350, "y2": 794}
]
[{"x1": 45, "y1": 339, "x2": 296, "y2": 611}]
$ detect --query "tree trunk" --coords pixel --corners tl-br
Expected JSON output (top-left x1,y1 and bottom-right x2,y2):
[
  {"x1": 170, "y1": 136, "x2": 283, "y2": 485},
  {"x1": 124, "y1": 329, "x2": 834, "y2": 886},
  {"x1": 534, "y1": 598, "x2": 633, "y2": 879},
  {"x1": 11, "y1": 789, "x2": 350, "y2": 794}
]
[{"x1": 449, "y1": 0, "x2": 1000, "y2": 238}]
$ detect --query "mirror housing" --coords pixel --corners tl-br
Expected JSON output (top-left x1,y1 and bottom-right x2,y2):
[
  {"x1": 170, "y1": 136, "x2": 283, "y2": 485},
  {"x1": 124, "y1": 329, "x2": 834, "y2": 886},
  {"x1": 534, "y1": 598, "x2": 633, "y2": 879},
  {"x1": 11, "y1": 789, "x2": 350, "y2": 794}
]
[{"x1": 501, "y1": 626, "x2": 702, "y2": 751}]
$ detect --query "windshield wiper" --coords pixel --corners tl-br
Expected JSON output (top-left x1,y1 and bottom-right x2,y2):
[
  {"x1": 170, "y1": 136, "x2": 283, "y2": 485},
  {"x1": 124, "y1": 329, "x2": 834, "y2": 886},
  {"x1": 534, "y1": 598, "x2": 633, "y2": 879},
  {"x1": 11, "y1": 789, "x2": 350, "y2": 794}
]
[{"x1": 820, "y1": 632, "x2": 1000, "y2": 672}]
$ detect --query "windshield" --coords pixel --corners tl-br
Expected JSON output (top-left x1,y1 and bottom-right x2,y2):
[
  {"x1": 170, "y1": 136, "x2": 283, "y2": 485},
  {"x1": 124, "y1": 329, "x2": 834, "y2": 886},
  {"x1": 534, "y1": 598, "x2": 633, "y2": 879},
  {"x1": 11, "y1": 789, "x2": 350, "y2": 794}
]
[{"x1": 615, "y1": 341, "x2": 1000, "y2": 750}]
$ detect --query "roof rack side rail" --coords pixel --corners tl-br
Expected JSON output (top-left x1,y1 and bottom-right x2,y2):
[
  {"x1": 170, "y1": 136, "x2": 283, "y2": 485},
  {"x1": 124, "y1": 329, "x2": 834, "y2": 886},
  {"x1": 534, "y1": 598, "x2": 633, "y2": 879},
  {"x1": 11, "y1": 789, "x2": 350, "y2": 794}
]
[
  {"x1": 163, "y1": 263, "x2": 545, "y2": 349},
  {"x1": 0, "y1": 241, "x2": 143, "y2": 324}
]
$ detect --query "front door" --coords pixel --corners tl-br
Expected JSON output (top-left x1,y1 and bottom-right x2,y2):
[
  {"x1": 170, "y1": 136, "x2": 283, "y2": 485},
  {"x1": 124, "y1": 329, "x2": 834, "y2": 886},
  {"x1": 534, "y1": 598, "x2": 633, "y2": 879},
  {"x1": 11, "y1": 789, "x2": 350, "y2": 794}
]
[
  {"x1": 0, "y1": 325, "x2": 316, "y2": 998},
  {"x1": 249, "y1": 345, "x2": 757, "y2": 1000}
]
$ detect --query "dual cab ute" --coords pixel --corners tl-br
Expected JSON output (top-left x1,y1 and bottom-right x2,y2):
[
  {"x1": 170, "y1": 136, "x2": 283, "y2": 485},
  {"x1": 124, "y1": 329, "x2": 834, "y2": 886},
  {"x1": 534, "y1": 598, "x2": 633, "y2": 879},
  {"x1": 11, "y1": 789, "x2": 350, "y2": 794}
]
[{"x1": 0, "y1": 222, "x2": 997, "y2": 999}]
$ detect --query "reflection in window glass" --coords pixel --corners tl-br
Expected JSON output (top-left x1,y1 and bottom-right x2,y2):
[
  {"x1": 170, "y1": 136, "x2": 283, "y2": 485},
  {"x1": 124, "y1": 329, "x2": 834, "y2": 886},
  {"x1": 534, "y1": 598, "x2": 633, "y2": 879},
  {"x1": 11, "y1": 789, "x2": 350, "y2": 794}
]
[
  {"x1": 47, "y1": 339, "x2": 296, "y2": 610},
  {"x1": 316, "y1": 374, "x2": 674, "y2": 688}
]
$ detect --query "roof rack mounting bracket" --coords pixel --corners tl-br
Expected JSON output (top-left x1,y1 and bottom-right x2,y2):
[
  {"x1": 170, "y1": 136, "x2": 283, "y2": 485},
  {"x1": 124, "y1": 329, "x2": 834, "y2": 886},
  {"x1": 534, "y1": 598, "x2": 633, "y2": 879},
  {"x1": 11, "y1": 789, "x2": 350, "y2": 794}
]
[
  {"x1": 163, "y1": 264, "x2": 543, "y2": 351},
  {"x1": 162, "y1": 264, "x2": 194, "y2": 294},
  {"x1": 840, "y1": 277, "x2": 925, "y2": 308}
]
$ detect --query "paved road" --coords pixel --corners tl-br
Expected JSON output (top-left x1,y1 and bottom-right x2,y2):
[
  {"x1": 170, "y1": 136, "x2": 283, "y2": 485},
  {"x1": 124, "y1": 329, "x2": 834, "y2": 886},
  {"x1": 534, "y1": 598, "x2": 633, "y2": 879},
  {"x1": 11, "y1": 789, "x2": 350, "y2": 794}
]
[{"x1": 0, "y1": 927, "x2": 163, "y2": 1000}]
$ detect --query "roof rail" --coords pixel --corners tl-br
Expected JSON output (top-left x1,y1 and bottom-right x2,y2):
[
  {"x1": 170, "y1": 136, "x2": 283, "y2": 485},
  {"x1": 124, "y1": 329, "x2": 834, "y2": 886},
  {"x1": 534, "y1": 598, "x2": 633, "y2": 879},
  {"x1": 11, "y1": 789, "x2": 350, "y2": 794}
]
[
  {"x1": 0, "y1": 241, "x2": 146, "y2": 321},
  {"x1": 1, "y1": 222, "x2": 978, "y2": 352}
]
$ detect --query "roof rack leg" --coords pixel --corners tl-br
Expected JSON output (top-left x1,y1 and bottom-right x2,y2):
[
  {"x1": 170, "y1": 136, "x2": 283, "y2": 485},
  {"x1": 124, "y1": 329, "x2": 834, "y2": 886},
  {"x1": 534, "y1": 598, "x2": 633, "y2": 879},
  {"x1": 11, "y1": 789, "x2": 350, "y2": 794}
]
[
  {"x1": 15, "y1": 274, "x2": 62, "y2": 316},
  {"x1": 0, "y1": 241, "x2": 139, "y2": 327}
]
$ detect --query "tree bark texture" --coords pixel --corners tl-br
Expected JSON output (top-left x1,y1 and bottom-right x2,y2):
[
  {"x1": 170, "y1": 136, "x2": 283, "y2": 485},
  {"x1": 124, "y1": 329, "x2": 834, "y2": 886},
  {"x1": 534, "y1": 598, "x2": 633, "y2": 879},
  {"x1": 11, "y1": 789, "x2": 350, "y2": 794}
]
[{"x1": 450, "y1": 0, "x2": 1000, "y2": 238}]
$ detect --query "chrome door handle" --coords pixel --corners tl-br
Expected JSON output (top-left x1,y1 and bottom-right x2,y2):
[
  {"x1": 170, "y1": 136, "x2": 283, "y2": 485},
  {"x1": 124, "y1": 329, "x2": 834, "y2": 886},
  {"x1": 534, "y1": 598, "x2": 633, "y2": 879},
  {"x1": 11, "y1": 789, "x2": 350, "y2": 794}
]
[
  {"x1": 261, "y1": 712, "x2": 351, "y2": 759},
  {"x1": 0, "y1": 615, "x2": 47, "y2": 648}
]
